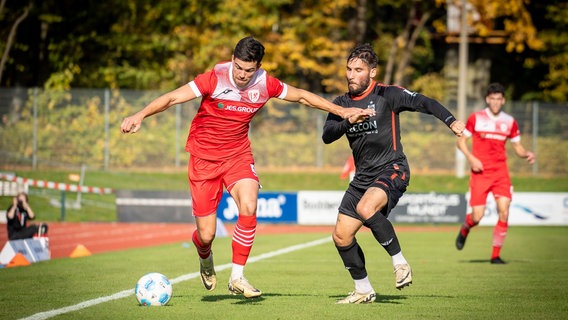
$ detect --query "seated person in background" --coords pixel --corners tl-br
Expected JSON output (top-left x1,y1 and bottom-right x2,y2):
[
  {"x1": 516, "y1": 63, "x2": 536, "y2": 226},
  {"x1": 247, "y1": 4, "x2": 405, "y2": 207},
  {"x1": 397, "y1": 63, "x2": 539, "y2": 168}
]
[{"x1": 6, "y1": 192, "x2": 48, "y2": 240}]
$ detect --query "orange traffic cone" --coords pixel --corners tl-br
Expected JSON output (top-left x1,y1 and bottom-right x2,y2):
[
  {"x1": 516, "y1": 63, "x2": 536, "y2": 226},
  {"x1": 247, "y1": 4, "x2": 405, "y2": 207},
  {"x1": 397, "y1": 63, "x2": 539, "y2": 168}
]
[
  {"x1": 69, "y1": 244, "x2": 92, "y2": 258},
  {"x1": 7, "y1": 253, "x2": 31, "y2": 267}
]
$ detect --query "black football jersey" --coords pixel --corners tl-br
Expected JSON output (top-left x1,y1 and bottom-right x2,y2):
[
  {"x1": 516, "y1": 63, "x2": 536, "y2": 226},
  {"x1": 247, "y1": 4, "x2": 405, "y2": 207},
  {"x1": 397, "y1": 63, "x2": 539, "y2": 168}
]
[{"x1": 323, "y1": 81, "x2": 456, "y2": 187}]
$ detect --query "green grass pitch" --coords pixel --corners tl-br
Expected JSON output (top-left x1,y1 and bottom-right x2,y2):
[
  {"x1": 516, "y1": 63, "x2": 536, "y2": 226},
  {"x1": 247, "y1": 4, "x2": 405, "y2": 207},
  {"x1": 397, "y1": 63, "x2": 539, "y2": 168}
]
[{"x1": 1, "y1": 226, "x2": 567, "y2": 319}]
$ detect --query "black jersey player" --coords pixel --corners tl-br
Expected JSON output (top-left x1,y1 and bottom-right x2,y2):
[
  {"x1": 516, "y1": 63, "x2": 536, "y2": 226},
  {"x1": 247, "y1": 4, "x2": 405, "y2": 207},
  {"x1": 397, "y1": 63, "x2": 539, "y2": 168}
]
[{"x1": 323, "y1": 43, "x2": 465, "y2": 304}]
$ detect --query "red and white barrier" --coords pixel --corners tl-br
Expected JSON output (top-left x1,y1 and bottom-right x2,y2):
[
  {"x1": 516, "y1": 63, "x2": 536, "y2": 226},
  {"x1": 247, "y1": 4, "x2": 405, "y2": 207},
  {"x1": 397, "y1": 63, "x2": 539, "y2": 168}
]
[{"x1": 0, "y1": 173, "x2": 113, "y2": 194}]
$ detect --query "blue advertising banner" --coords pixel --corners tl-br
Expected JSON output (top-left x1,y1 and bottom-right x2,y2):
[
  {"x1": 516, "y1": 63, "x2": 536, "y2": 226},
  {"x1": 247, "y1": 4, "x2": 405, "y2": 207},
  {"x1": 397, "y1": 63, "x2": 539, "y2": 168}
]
[{"x1": 217, "y1": 192, "x2": 298, "y2": 223}]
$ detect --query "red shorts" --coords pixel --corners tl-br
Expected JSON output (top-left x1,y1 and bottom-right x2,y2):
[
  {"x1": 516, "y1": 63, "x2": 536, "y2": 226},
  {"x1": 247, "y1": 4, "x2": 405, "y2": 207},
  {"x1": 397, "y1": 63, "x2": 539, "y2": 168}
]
[
  {"x1": 468, "y1": 168, "x2": 512, "y2": 207},
  {"x1": 188, "y1": 153, "x2": 259, "y2": 217}
]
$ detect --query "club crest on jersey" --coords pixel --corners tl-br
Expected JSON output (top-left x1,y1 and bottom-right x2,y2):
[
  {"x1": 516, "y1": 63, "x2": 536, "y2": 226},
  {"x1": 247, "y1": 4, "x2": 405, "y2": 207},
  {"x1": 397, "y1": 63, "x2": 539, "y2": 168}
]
[{"x1": 248, "y1": 89, "x2": 260, "y2": 103}]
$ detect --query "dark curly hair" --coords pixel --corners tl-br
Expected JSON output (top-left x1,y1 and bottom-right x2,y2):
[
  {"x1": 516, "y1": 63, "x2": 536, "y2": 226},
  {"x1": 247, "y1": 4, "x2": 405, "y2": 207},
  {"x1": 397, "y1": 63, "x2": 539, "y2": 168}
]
[{"x1": 347, "y1": 43, "x2": 378, "y2": 69}]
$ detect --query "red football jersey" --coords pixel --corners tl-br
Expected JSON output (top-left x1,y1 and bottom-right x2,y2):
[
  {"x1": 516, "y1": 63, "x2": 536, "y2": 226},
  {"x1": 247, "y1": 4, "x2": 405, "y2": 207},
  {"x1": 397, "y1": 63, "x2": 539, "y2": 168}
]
[
  {"x1": 186, "y1": 61, "x2": 287, "y2": 160},
  {"x1": 464, "y1": 108, "x2": 521, "y2": 170}
]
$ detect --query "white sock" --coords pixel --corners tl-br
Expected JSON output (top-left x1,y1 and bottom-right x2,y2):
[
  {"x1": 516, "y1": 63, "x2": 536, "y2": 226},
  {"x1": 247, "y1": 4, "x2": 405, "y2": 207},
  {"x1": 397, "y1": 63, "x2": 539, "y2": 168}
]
[
  {"x1": 231, "y1": 263, "x2": 244, "y2": 280},
  {"x1": 391, "y1": 252, "x2": 408, "y2": 266},
  {"x1": 354, "y1": 277, "x2": 373, "y2": 293}
]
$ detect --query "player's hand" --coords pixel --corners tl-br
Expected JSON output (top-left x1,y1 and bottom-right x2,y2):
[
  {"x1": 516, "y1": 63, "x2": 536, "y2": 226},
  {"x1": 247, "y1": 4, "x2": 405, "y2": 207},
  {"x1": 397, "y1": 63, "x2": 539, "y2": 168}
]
[
  {"x1": 525, "y1": 151, "x2": 535, "y2": 164},
  {"x1": 343, "y1": 108, "x2": 375, "y2": 124},
  {"x1": 120, "y1": 114, "x2": 144, "y2": 134},
  {"x1": 450, "y1": 120, "x2": 465, "y2": 137},
  {"x1": 469, "y1": 157, "x2": 483, "y2": 173}
]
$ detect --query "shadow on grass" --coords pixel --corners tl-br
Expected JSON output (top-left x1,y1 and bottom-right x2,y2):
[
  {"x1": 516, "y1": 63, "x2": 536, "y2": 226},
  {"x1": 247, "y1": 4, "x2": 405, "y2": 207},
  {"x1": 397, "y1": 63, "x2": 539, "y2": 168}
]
[
  {"x1": 328, "y1": 294, "x2": 409, "y2": 305},
  {"x1": 461, "y1": 259, "x2": 493, "y2": 263},
  {"x1": 200, "y1": 292, "x2": 317, "y2": 304},
  {"x1": 199, "y1": 292, "x2": 409, "y2": 305},
  {"x1": 459, "y1": 259, "x2": 526, "y2": 264}
]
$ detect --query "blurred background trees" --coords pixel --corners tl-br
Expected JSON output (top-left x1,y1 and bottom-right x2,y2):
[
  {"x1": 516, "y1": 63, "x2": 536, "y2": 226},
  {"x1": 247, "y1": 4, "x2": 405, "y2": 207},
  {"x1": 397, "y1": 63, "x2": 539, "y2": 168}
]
[
  {"x1": 0, "y1": 0, "x2": 566, "y2": 174},
  {"x1": 0, "y1": 0, "x2": 566, "y2": 102}
]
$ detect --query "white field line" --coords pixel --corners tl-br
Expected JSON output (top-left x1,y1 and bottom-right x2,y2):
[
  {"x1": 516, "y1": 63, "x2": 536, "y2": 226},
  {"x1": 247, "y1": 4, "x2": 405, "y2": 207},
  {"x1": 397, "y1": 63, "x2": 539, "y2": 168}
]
[{"x1": 19, "y1": 236, "x2": 332, "y2": 320}]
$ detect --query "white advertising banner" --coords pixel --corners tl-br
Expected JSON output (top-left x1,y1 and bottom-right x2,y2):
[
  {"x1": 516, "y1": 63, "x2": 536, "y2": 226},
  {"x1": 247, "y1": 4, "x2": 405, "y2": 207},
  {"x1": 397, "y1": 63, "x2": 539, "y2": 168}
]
[
  {"x1": 297, "y1": 191, "x2": 568, "y2": 226},
  {"x1": 297, "y1": 191, "x2": 343, "y2": 225},
  {"x1": 298, "y1": 191, "x2": 467, "y2": 225},
  {"x1": 476, "y1": 192, "x2": 568, "y2": 226}
]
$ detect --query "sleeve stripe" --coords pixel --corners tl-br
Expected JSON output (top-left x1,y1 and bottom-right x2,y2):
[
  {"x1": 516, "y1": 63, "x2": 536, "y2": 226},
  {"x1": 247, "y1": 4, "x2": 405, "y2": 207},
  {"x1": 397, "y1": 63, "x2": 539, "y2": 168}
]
[
  {"x1": 188, "y1": 81, "x2": 202, "y2": 98},
  {"x1": 277, "y1": 83, "x2": 288, "y2": 99}
]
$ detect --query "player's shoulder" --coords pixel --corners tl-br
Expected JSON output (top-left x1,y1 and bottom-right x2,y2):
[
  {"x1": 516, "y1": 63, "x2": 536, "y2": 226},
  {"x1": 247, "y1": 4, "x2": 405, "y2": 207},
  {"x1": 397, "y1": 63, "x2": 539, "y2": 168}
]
[
  {"x1": 213, "y1": 60, "x2": 231, "y2": 69},
  {"x1": 473, "y1": 109, "x2": 515, "y2": 122},
  {"x1": 497, "y1": 110, "x2": 515, "y2": 122},
  {"x1": 333, "y1": 91, "x2": 352, "y2": 105},
  {"x1": 381, "y1": 83, "x2": 418, "y2": 98},
  {"x1": 211, "y1": 61, "x2": 232, "y2": 76},
  {"x1": 471, "y1": 109, "x2": 486, "y2": 117}
]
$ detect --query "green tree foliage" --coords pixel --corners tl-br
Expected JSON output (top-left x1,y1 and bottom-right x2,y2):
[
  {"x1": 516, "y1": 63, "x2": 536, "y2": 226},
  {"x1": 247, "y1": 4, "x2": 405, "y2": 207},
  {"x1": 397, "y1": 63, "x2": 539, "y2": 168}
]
[
  {"x1": 537, "y1": 2, "x2": 568, "y2": 102},
  {"x1": 469, "y1": 0, "x2": 543, "y2": 53},
  {"x1": 0, "y1": 1, "x2": 566, "y2": 103}
]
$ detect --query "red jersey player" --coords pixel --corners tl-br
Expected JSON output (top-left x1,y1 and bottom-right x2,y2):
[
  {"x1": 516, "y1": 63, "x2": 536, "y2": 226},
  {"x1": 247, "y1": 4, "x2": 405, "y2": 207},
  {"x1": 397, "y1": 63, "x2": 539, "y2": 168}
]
[
  {"x1": 120, "y1": 36, "x2": 373, "y2": 298},
  {"x1": 455, "y1": 83, "x2": 535, "y2": 264}
]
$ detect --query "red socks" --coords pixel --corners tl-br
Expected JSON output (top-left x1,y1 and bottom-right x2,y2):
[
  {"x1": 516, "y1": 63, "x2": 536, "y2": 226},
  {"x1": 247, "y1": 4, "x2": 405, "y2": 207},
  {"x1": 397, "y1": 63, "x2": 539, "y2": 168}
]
[
  {"x1": 193, "y1": 215, "x2": 257, "y2": 265},
  {"x1": 192, "y1": 229, "x2": 211, "y2": 259},
  {"x1": 461, "y1": 213, "x2": 508, "y2": 259},
  {"x1": 460, "y1": 213, "x2": 476, "y2": 236},
  {"x1": 492, "y1": 220, "x2": 508, "y2": 259},
  {"x1": 232, "y1": 215, "x2": 257, "y2": 265}
]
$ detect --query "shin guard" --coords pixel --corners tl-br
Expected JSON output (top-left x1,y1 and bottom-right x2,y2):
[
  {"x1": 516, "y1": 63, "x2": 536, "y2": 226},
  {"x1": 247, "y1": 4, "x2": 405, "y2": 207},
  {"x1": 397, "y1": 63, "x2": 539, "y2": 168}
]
[
  {"x1": 364, "y1": 212, "x2": 401, "y2": 256},
  {"x1": 336, "y1": 239, "x2": 367, "y2": 280}
]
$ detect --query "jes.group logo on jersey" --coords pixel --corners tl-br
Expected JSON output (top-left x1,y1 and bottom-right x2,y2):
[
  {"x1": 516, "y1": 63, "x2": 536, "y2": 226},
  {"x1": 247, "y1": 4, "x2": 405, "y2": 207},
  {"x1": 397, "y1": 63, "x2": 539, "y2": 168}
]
[{"x1": 219, "y1": 192, "x2": 298, "y2": 223}]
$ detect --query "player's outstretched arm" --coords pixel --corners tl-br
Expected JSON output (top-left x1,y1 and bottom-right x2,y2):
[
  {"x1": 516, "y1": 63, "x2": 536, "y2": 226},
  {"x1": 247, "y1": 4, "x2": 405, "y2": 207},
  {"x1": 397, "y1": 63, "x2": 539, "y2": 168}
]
[
  {"x1": 511, "y1": 141, "x2": 535, "y2": 164},
  {"x1": 283, "y1": 85, "x2": 374, "y2": 120},
  {"x1": 121, "y1": 85, "x2": 197, "y2": 134}
]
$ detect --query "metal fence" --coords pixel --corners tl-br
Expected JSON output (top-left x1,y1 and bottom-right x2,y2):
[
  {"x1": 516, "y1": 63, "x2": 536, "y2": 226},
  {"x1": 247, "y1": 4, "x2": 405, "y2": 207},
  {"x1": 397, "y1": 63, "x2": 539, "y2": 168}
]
[{"x1": 0, "y1": 87, "x2": 566, "y2": 176}]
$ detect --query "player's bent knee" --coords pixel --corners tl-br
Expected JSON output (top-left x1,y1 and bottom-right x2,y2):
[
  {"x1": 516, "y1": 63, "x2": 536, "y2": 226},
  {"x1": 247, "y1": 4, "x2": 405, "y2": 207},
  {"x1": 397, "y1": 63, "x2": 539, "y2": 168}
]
[
  {"x1": 198, "y1": 231, "x2": 216, "y2": 245},
  {"x1": 355, "y1": 205, "x2": 378, "y2": 220},
  {"x1": 332, "y1": 232, "x2": 353, "y2": 247}
]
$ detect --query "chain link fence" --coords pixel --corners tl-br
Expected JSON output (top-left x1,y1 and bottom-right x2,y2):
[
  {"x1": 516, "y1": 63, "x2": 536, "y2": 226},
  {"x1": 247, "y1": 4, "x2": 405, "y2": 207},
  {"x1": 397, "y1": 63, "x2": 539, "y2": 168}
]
[{"x1": 1, "y1": 87, "x2": 566, "y2": 176}]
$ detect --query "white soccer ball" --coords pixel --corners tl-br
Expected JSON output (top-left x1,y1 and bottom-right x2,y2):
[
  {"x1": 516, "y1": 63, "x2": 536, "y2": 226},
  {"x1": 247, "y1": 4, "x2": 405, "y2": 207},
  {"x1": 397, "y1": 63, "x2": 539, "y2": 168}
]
[{"x1": 135, "y1": 272, "x2": 173, "y2": 306}]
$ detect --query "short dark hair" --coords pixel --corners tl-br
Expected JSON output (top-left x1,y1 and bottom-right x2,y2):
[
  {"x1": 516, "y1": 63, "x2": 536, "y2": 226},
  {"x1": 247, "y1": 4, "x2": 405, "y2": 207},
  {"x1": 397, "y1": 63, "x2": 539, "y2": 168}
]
[
  {"x1": 16, "y1": 192, "x2": 28, "y2": 202},
  {"x1": 486, "y1": 82, "x2": 505, "y2": 97},
  {"x1": 347, "y1": 43, "x2": 378, "y2": 69},
  {"x1": 233, "y1": 36, "x2": 265, "y2": 64}
]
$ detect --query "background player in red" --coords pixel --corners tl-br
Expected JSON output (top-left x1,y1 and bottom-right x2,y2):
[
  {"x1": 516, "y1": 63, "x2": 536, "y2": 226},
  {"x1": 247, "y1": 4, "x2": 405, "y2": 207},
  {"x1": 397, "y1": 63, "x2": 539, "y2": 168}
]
[
  {"x1": 455, "y1": 82, "x2": 535, "y2": 264},
  {"x1": 120, "y1": 36, "x2": 373, "y2": 298},
  {"x1": 323, "y1": 43, "x2": 465, "y2": 304}
]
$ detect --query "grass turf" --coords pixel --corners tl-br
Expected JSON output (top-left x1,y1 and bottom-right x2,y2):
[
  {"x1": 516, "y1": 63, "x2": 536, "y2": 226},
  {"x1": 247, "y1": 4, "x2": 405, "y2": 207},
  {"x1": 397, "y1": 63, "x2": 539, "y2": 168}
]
[{"x1": 1, "y1": 226, "x2": 566, "y2": 319}]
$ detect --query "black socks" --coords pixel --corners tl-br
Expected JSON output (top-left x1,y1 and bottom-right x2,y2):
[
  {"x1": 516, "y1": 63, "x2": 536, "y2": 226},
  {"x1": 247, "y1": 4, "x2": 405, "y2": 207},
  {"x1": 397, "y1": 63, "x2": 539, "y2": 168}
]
[{"x1": 363, "y1": 212, "x2": 401, "y2": 256}]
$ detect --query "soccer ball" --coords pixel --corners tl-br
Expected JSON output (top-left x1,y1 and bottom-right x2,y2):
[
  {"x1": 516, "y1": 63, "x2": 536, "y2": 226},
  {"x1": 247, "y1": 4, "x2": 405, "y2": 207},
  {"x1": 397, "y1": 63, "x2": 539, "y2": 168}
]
[{"x1": 135, "y1": 272, "x2": 173, "y2": 306}]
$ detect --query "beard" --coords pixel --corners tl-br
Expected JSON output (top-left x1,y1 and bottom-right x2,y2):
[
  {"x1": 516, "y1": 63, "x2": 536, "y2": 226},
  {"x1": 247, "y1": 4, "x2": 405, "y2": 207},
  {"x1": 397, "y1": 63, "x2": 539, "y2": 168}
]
[{"x1": 348, "y1": 78, "x2": 370, "y2": 96}]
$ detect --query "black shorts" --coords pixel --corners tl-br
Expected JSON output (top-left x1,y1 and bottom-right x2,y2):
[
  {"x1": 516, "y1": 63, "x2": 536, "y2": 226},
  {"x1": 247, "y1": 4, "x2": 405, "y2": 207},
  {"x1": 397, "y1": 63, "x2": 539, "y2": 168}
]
[{"x1": 338, "y1": 163, "x2": 409, "y2": 221}]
